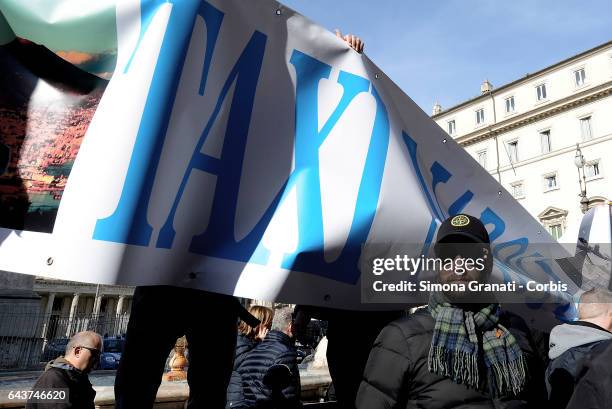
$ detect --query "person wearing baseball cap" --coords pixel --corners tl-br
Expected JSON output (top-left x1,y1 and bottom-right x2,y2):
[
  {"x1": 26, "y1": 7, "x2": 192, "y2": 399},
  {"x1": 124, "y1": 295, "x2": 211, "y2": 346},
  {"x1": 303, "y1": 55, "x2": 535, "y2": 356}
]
[
  {"x1": 433, "y1": 213, "x2": 493, "y2": 303},
  {"x1": 356, "y1": 214, "x2": 547, "y2": 409}
]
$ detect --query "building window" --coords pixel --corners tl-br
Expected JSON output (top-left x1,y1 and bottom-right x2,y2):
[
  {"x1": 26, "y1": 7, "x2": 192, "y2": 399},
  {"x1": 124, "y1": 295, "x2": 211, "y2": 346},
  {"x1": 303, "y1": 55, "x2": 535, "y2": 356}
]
[
  {"x1": 475, "y1": 109, "x2": 485, "y2": 125},
  {"x1": 477, "y1": 150, "x2": 487, "y2": 169},
  {"x1": 580, "y1": 116, "x2": 593, "y2": 140},
  {"x1": 574, "y1": 68, "x2": 586, "y2": 87},
  {"x1": 536, "y1": 84, "x2": 547, "y2": 101},
  {"x1": 585, "y1": 160, "x2": 600, "y2": 179},
  {"x1": 507, "y1": 140, "x2": 519, "y2": 163},
  {"x1": 540, "y1": 130, "x2": 551, "y2": 154},
  {"x1": 538, "y1": 206, "x2": 568, "y2": 240},
  {"x1": 447, "y1": 120, "x2": 456, "y2": 135},
  {"x1": 505, "y1": 96, "x2": 515, "y2": 113},
  {"x1": 511, "y1": 181, "x2": 524, "y2": 199},
  {"x1": 543, "y1": 173, "x2": 558, "y2": 191},
  {"x1": 549, "y1": 224, "x2": 563, "y2": 239}
]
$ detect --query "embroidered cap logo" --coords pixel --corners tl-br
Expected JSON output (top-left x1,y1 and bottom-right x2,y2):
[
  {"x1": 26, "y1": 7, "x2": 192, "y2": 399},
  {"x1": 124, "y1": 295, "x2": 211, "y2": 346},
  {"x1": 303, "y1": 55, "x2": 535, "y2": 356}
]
[{"x1": 450, "y1": 215, "x2": 470, "y2": 227}]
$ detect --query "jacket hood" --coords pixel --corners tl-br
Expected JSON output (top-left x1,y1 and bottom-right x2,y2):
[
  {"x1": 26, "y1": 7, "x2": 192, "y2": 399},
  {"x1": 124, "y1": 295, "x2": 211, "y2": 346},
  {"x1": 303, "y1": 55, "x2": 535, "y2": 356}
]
[
  {"x1": 45, "y1": 356, "x2": 76, "y2": 371},
  {"x1": 549, "y1": 322, "x2": 612, "y2": 359},
  {"x1": 45, "y1": 356, "x2": 87, "y2": 381}
]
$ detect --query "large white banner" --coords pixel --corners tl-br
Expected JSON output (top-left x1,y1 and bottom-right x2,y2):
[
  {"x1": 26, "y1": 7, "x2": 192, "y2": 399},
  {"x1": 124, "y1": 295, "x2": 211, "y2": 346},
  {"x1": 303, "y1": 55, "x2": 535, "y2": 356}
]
[{"x1": 0, "y1": 0, "x2": 580, "y2": 315}]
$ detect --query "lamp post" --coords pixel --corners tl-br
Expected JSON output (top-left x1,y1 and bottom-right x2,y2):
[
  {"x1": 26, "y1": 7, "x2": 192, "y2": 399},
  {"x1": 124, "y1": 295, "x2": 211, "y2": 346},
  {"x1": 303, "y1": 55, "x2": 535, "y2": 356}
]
[{"x1": 574, "y1": 143, "x2": 589, "y2": 213}]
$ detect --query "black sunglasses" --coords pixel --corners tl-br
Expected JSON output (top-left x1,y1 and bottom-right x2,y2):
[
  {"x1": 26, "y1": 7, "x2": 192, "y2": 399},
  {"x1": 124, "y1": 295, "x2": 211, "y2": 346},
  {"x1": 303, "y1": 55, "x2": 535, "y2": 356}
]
[{"x1": 76, "y1": 345, "x2": 101, "y2": 357}]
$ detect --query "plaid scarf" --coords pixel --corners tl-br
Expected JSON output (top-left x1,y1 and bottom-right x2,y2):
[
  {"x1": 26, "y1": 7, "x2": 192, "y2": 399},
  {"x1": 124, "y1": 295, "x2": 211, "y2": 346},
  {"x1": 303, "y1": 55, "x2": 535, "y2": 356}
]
[{"x1": 427, "y1": 292, "x2": 527, "y2": 397}]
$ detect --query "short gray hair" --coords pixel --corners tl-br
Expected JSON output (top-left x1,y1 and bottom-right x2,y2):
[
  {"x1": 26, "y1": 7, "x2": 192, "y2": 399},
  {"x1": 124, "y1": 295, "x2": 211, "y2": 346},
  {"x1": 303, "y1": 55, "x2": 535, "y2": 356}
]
[
  {"x1": 271, "y1": 306, "x2": 294, "y2": 331},
  {"x1": 65, "y1": 331, "x2": 102, "y2": 356},
  {"x1": 579, "y1": 288, "x2": 612, "y2": 319}
]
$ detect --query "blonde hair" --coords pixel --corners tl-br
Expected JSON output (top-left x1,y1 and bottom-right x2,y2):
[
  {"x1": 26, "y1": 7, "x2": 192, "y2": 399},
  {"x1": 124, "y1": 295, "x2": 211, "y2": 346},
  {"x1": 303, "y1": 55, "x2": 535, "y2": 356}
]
[{"x1": 238, "y1": 305, "x2": 274, "y2": 339}]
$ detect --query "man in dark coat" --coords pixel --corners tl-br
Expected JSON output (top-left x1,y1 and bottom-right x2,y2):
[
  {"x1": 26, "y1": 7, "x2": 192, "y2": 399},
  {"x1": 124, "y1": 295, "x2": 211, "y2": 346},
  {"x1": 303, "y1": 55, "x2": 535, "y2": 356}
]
[
  {"x1": 356, "y1": 214, "x2": 547, "y2": 409},
  {"x1": 27, "y1": 331, "x2": 101, "y2": 409},
  {"x1": 240, "y1": 306, "x2": 301, "y2": 408},
  {"x1": 566, "y1": 338, "x2": 612, "y2": 409},
  {"x1": 546, "y1": 288, "x2": 612, "y2": 408}
]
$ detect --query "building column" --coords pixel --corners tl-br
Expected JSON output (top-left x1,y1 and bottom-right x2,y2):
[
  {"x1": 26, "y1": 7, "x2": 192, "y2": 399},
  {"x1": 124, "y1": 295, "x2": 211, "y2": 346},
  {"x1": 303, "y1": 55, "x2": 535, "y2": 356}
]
[
  {"x1": 92, "y1": 294, "x2": 104, "y2": 334},
  {"x1": 66, "y1": 293, "x2": 80, "y2": 337},
  {"x1": 116, "y1": 296, "x2": 126, "y2": 316},
  {"x1": 41, "y1": 292, "x2": 56, "y2": 339},
  {"x1": 93, "y1": 294, "x2": 103, "y2": 316},
  {"x1": 116, "y1": 296, "x2": 127, "y2": 336}
]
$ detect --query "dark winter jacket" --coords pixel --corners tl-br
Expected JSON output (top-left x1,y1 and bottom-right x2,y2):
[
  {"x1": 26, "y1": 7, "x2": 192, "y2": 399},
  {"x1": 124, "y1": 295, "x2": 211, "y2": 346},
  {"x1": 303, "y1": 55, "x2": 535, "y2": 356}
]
[
  {"x1": 546, "y1": 321, "x2": 612, "y2": 408},
  {"x1": 356, "y1": 308, "x2": 547, "y2": 409},
  {"x1": 566, "y1": 339, "x2": 612, "y2": 409},
  {"x1": 227, "y1": 334, "x2": 258, "y2": 408},
  {"x1": 240, "y1": 330, "x2": 301, "y2": 408},
  {"x1": 26, "y1": 357, "x2": 96, "y2": 409}
]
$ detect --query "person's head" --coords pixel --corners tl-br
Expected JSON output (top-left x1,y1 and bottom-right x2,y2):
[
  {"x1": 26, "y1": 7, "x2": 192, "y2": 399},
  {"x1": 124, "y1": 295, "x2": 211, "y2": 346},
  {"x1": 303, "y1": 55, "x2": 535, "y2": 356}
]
[
  {"x1": 238, "y1": 305, "x2": 274, "y2": 340},
  {"x1": 291, "y1": 307, "x2": 312, "y2": 345},
  {"x1": 271, "y1": 306, "x2": 295, "y2": 338},
  {"x1": 578, "y1": 288, "x2": 612, "y2": 331},
  {"x1": 64, "y1": 331, "x2": 102, "y2": 373},
  {"x1": 434, "y1": 214, "x2": 492, "y2": 303}
]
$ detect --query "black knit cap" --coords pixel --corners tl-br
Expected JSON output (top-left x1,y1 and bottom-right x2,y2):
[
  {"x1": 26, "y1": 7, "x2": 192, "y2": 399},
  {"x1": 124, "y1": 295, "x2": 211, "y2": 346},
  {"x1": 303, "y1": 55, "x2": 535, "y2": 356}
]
[{"x1": 435, "y1": 214, "x2": 490, "y2": 244}]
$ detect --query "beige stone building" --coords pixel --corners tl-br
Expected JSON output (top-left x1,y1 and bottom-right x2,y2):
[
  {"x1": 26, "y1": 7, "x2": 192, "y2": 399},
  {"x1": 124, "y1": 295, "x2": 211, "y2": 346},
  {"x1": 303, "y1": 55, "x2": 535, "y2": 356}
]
[
  {"x1": 432, "y1": 41, "x2": 612, "y2": 239},
  {"x1": 34, "y1": 278, "x2": 133, "y2": 339}
]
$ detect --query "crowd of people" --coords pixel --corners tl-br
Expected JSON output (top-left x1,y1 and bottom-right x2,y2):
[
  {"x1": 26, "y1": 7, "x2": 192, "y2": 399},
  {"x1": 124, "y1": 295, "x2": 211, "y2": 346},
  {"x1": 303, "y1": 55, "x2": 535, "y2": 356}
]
[{"x1": 26, "y1": 213, "x2": 612, "y2": 409}]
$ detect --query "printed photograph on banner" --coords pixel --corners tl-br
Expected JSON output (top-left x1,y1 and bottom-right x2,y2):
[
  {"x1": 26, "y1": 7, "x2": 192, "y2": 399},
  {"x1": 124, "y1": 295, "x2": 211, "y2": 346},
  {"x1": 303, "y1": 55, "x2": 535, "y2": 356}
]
[{"x1": 0, "y1": 38, "x2": 110, "y2": 233}]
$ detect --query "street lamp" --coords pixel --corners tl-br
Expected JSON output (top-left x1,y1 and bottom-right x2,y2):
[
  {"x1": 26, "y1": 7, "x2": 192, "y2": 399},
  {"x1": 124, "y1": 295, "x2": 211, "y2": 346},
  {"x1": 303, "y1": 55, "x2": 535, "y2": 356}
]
[{"x1": 574, "y1": 143, "x2": 589, "y2": 213}]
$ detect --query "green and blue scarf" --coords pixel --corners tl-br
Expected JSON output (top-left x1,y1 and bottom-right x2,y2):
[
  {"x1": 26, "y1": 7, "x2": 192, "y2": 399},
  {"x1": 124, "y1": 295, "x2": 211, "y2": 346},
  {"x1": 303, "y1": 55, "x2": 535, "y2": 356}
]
[{"x1": 427, "y1": 292, "x2": 527, "y2": 397}]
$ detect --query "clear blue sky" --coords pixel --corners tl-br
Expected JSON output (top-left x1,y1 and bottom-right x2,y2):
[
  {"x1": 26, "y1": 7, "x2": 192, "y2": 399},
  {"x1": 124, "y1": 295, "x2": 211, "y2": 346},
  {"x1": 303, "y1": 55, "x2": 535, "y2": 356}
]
[{"x1": 281, "y1": 0, "x2": 612, "y2": 114}]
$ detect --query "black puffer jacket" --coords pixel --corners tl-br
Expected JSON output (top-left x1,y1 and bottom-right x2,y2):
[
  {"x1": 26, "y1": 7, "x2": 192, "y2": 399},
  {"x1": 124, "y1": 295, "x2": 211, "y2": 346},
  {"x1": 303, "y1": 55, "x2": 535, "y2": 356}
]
[
  {"x1": 26, "y1": 357, "x2": 96, "y2": 409},
  {"x1": 227, "y1": 334, "x2": 258, "y2": 408},
  {"x1": 546, "y1": 321, "x2": 612, "y2": 408},
  {"x1": 566, "y1": 339, "x2": 612, "y2": 409},
  {"x1": 240, "y1": 330, "x2": 301, "y2": 408},
  {"x1": 356, "y1": 308, "x2": 547, "y2": 409}
]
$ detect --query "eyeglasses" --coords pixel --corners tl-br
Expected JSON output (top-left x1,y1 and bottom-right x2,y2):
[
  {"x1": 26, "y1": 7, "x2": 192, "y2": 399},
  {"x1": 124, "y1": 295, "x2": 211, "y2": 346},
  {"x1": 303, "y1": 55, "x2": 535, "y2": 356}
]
[{"x1": 75, "y1": 345, "x2": 101, "y2": 358}]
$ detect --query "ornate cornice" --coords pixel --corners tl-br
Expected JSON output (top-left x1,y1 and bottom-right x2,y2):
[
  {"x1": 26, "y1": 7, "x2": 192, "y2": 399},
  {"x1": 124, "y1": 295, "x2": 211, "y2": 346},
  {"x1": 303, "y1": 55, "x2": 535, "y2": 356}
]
[
  {"x1": 432, "y1": 41, "x2": 612, "y2": 119},
  {"x1": 33, "y1": 277, "x2": 134, "y2": 296},
  {"x1": 457, "y1": 81, "x2": 612, "y2": 147}
]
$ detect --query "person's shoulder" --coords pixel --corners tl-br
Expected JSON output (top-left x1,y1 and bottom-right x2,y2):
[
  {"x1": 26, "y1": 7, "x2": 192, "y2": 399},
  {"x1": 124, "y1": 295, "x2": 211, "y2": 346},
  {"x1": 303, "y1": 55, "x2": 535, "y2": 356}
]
[
  {"x1": 254, "y1": 332, "x2": 293, "y2": 355},
  {"x1": 364, "y1": 309, "x2": 433, "y2": 365},
  {"x1": 583, "y1": 339, "x2": 612, "y2": 371},
  {"x1": 32, "y1": 367, "x2": 71, "y2": 389},
  {"x1": 275, "y1": 338, "x2": 296, "y2": 356},
  {"x1": 269, "y1": 339, "x2": 297, "y2": 365},
  {"x1": 380, "y1": 308, "x2": 434, "y2": 341},
  {"x1": 499, "y1": 309, "x2": 531, "y2": 333}
]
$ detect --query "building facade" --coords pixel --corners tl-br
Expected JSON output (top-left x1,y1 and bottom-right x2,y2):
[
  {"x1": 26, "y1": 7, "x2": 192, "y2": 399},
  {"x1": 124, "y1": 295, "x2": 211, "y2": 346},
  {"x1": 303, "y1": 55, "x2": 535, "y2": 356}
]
[
  {"x1": 0, "y1": 274, "x2": 134, "y2": 369},
  {"x1": 34, "y1": 278, "x2": 133, "y2": 339},
  {"x1": 432, "y1": 41, "x2": 612, "y2": 239}
]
